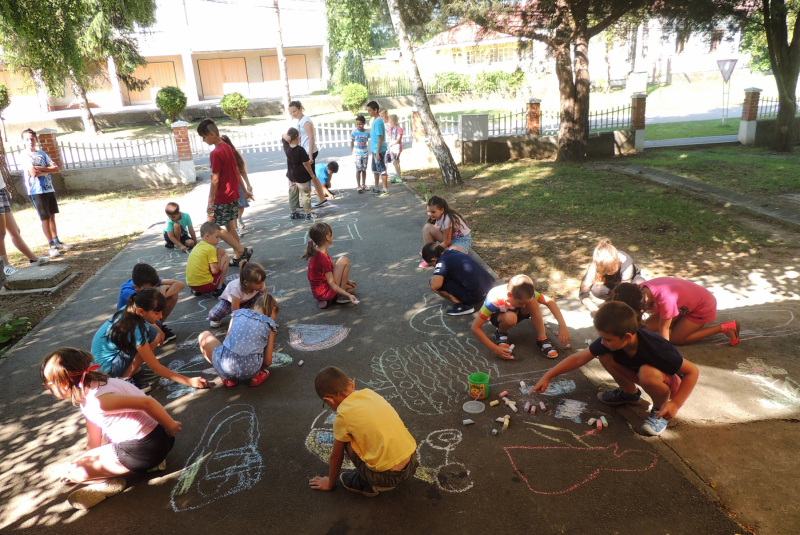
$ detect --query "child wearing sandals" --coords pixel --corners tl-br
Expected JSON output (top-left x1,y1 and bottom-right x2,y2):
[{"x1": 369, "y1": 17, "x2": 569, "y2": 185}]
[
  {"x1": 420, "y1": 196, "x2": 471, "y2": 268},
  {"x1": 198, "y1": 292, "x2": 278, "y2": 387},
  {"x1": 41, "y1": 347, "x2": 181, "y2": 510},
  {"x1": 303, "y1": 222, "x2": 358, "y2": 309},
  {"x1": 207, "y1": 261, "x2": 267, "y2": 328}
]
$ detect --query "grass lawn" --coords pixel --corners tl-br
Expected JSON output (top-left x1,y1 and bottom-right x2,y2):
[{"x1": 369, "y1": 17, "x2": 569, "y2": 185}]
[
  {"x1": 410, "y1": 161, "x2": 794, "y2": 298},
  {"x1": 645, "y1": 118, "x2": 740, "y2": 140},
  {"x1": 631, "y1": 146, "x2": 800, "y2": 197}
]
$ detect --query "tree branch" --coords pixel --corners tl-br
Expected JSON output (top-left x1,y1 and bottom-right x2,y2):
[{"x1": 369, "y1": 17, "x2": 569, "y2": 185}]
[{"x1": 588, "y1": 1, "x2": 640, "y2": 38}]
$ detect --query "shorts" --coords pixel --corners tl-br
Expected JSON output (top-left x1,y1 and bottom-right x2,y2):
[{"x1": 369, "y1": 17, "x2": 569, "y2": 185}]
[
  {"x1": 237, "y1": 186, "x2": 250, "y2": 209},
  {"x1": 490, "y1": 309, "x2": 531, "y2": 329},
  {"x1": 212, "y1": 344, "x2": 263, "y2": 382},
  {"x1": 106, "y1": 350, "x2": 136, "y2": 378},
  {"x1": 212, "y1": 201, "x2": 239, "y2": 227},
  {"x1": 437, "y1": 278, "x2": 488, "y2": 306},
  {"x1": 614, "y1": 364, "x2": 683, "y2": 400},
  {"x1": 0, "y1": 190, "x2": 11, "y2": 214},
  {"x1": 354, "y1": 154, "x2": 369, "y2": 172},
  {"x1": 450, "y1": 234, "x2": 472, "y2": 251},
  {"x1": 190, "y1": 270, "x2": 224, "y2": 294},
  {"x1": 289, "y1": 182, "x2": 312, "y2": 211},
  {"x1": 31, "y1": 192, "x2": 59, "y2": 220},
  {"x1": 371, "y1": 152, "x2": 387, "y2": 174},
  {"x1": 163, "y1": 232, "x2": 191, "y2": 247},
  {"x1": 313, "y1": 285, "x2": 338, "y2": 303},
  {"x1": 385, "y1": 151, "x2": 400, "y2": 164},
  {"x1": 113, "y1": 424, "x2": 175, "y2": 473},
  {"x1": 207, "y1": 292, "x2": 263, "y2": 322},
  {"x1": 347, "y1": 449, "x2": 418, "y2": 492},
  {"x1": 682, "y1": 294, "x2": 717, "y2": 325}
]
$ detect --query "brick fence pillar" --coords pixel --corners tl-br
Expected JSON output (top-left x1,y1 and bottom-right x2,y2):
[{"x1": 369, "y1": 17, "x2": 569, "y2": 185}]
[
  {"x1": 172, "y1": 121, "x2": 196, "y2": 183},
  {"x1": 526, "y1": 98, "x2": 541, "y2": 136},
  {"x1": 36, "y1": 128, "x2": 63, "y2": 170},
  {"x1": 738, "y1": 87, "x2": 762, "y2": 146},
  {"x1": 631, "y1": 93, "x2": 647, "y2": 153}
]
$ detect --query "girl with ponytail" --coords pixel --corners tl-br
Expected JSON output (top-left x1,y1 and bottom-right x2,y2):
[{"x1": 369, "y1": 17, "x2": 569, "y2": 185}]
[
  {"x1": 302, "y1": 222, "x2": 358, "y2": 308},
  {"x1": 578, "y1": 238, "x2": 645, "y2": 313}
]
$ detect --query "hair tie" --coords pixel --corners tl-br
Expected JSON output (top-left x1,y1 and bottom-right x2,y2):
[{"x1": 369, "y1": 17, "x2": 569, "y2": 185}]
[
  {"x1": 68, "y1": 364, "x2": 100, "y2": 389},
  {"x1": 309, "y1": 240, "x2": 315, "y2": 246}
]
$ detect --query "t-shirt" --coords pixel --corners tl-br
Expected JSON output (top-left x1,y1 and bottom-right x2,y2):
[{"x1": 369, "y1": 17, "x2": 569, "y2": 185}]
[
  {"x1": 223, "y1": 309, "x2": 276, "y2": 357},
  {"x1": 185, "y1": 240, "x2": 218, "y2": 287},
  {"x1": 22, "y1": 150, "x2": 55, "y2": 195},
  {"x1": 307, "y1": 252, "x2": 334, "y2": 301},
  {"x1": 218, "y1": 278, "x2": 260, "y2": 305},
  {"x1": 164, "y1": 212, "x2": 193, "y2": 236},
  {"x1": 433, "y1": 249, "x2": 495, "y2": 294},
  {"x1": 116, "y1": 277, "x2": 162, "y2": 310},
  {"x1": 209, "y1": 142, "x2": 240, "y2": 205},
  {"x1": 297, "y1": 115, "x2": 314, "y2": 155},
  {"x1": 282, "y1": 139, "x2": 312, "y2": 184},
  {"x1": 350, "y1": 129, "x2": 370, "y2": 155},
  {"x1": 81, "y1": 378, "x2": 158, "y2": 443},
  {"x1": 641, "y1": 277, "x2": 715, "y2": 321},
  {"x1": 91, "y1": 316, "x2": 149, "y2": 372},
  {"x1": 578, "y1": 250, "x2": 642, "y2": 302},
  {"x1": 315, "y1": 164, "x2": 332, "y2": 187},
  {"x1": 478, "y1": 284, "x2": 543, "y2": 320},
  {"x1": 333, "y1": 388, "x2": 417, "y2": 472},
  {"x1": 435, "y1": 213, "x2": 471, "y2": 239},
  {"x1": 370, "y1": 117, "x2": 387, "y2": 154},
  {"x1": 389, "y1": 125, "x2": 403, "y2": 155},
  {"x1": 589, "y1": 329, "x2": 683, "y2": 375}
]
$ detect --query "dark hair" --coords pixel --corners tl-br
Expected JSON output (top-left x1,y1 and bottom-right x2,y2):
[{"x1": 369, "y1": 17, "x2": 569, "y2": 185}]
[
  {"x1": 200, "y1": 221, "x2": 221, "y2": 238},
  {"x1": 21, "y1": 128, "x2": 38, "y2": 140},
  {"x1": 427, "y1": 196, "x2": 468, "y2": 236},
  {"x1": 593, "y1": 301, "x2": 639, "y2": 338},
  {"x1": 131, "y1": 263, "x2": 159, "y2": 288},
  {"x1": 421, "y1": 242, "x2": 445, "y2": 264},
  {"x1": 288, "y1": 100, "x2": 304, "y2": 112},
  {"x1": 286, "y1": 127, "x2": 299, "y2": 141},
  {"x1": 302, "y1": 222, "x2": 332, "y2": 260},
  {"x1": 239, "y1": 261, "x2": 267, "y2": 293},
  {"x1": 610, "y1": 283, "x2": 645, "y2": 324},
  {"x1": 315, "y1": 366, "x2": 350, "y2": 399},
  {"x1": 221, "y1": 135, "x2": 247, "y2": 175},
  {"x1": 327, "y1": 161, "x2": 339, "y2": 173},
  {"x1": 165, "y1": 202, "x2": 180, "y2": 217},
  {"x1": 197, "y1": 119, "x2": 218, "y2": 136},
  {"x1": 356, "y1": 115, "x2": 366, "y2": 124},
  {"x1": 108, "y1": 288, "x2": 166, "y2": 357},
  {"x1": 508, "y1": 274, "x2": 535, "y2": 301},
  {"x1": 40, "y1": 347, "x2": 109, "y2": 406},
  {"x1": 366, "y1": 101, "x2": 380, "y2": 112}
]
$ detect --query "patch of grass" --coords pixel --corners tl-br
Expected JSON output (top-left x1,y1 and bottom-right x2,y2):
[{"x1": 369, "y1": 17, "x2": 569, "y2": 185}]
[
  {"x1": 633, "y1": 146, "x2": 800, "y2": 196},
  {"x1": 646, "y1": 118, "x2": 740, "y2": 140}
]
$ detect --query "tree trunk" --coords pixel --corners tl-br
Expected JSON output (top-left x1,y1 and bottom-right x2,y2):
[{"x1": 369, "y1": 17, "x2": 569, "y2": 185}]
[
  {"x1": 385, "y1": 0, "x2": 461, "y2": 185},
  {"x1": 773, "y1": 85, "x2": 797, "y2": 152},
  {"x1": 0, "y1": 135, "x2": 25, "y2": 205},
  {"x1": 274, "y1": 0, "x2": 292, "y2": 117},
  {"x1": 72, "y1": 79, "x2": 101, "y2": 136},
  {"x1": 554, "y1": 39, "x2": 588, "y2": 162}
]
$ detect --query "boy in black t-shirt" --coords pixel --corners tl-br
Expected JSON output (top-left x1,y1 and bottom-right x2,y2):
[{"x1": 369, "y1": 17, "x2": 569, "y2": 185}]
[
  {"x1": 423, "y1": 243, "x2": 496, "y2": 316},
  {"x1": 282, "y1": 128, "x2": 318, "y2": 220},
  {"x1": 532, "y1": 301, "x2": 699, "y2": 436}
]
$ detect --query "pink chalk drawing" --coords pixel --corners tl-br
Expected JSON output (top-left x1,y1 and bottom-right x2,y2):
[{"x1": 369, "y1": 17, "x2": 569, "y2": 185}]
[
  {"x1": 734, "y1": 357, "x2": 788, "y2": 380},
  {"x1": 504, "y1": 443, "x2": 658, "y2": 495}
]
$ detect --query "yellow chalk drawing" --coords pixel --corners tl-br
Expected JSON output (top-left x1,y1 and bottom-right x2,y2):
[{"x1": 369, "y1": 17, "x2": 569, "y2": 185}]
[{"x1": 524, "y1": 422, "x2": 592, "y2": 448}]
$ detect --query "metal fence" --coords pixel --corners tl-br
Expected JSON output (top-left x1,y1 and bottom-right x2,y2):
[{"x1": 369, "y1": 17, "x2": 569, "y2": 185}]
[
  {"x1": 538, "y1": 105, "x2": 631, "y2": 136},
  {"x1": 489, "y1": 110, "x2": 527, "y2": 137},
  {"x1": 367, "y1": 76, "x2": 449, "y2": 99},
  {"x1": 757, "y1": 96, "x2": 800, "y2": 119}
]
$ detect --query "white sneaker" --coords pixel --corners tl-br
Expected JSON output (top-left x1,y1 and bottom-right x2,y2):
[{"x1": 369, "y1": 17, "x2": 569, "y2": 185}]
[
  {"x1": 68, "y1": 477, "x2": 126, "y2": 510},
  {"x1": 33, "y1": 256, "x2": 50, "y2": 265},
  {"x1": 55, "y1": 241, "x2": 73, "y2": 250},
  {"x1": 3, "y1": 264, "x2": 18, "y2": 276},
  {"x1": 210, "y1": 320, "x2": 221, "y2": 328},
  {"x1": 49, "y1": 246, "x2": 60, "y2": 258}
]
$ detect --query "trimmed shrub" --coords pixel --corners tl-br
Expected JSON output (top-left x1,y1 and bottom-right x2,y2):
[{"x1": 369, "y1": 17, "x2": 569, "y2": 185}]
[
  {"x1": 434, "y1": 72, "x2": 471, "y2": 94},
  {"x1": 221, "y1": 92, "x2": 250, "y2": 125},
  {"x1": 340, "y1": 83, "x2": 369, "y2": 115},
  {"x1": 156, "y1": 86, "x2": 187, "y2": 123},
  {"x1": 474, "y1": 69, "x2": 525, "y2": 96},
  {"x1": 0, "y1": 85, "x2": 9, "y2": 114}
]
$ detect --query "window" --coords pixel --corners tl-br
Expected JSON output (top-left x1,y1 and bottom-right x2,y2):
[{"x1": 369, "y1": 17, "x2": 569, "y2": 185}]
[{"x1": 710, "y1": 29, "x2": 724, "y2": 52}]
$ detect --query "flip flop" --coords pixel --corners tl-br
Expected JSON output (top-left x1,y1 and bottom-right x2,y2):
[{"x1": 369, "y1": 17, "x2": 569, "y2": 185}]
[{"x1": 720, "y1": 320, "x2": 740, "y2": 346}]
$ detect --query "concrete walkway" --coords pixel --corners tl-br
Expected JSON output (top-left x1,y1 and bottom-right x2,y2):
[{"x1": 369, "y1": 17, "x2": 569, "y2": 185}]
[{"x1": 644, "y1": 134, "x2": 740, "y2": 149}]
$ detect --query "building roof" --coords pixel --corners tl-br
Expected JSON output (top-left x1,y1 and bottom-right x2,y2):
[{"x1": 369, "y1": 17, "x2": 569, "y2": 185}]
[{"x1": 417, "y1": 21, "x2": 516, "y2": 50}]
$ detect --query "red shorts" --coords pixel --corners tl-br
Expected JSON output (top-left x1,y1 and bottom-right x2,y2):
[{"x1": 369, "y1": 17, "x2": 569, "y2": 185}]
[
  {"x1": 190, "y1": 271, "x2": 223, "y2": 294},
  {"x1": 616, "y1": 365, "x2": 682, "y2": 399},
  {"x1": 313, "y1": 285, "x2": 338, "y2": 302}
]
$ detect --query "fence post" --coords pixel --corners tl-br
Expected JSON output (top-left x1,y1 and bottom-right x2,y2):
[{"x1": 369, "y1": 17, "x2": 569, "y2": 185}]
[
  {"x1": 526, "y1": 98, "x2": 541, "y2": 136},
  {"x1": 738, "y1": 87, "x2": 761, "y2": 146},
  {"x1": 172, "y1": 121, "x2": 196, "y2": 183},
  {"x1": 631, "y1": 93, "x2": 647, "y2": 153},
  {"x1": 36, "y1": 128, "x2": 63, "y2": 170}
]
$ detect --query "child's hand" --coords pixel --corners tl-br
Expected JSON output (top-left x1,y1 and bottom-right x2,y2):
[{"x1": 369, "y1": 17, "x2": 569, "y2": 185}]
[
  {"x1": 493, "y1": 345, "x2": 514, "y2": 360},
  {"x1": 165, "y1": 420, "x2": 182, "y2": 437},
  {"x1": 427, "y1": 217, "x2": 436, "y2": 224},
  {"x1": 309, "y1": 476, "x2": 334, "y2": 491},
  {"x1": 189, "y1": 377, "x2": 209, "y2": 389},
  {"x1": 557, "y1": 326, "x2": 570, "y2": 345},
  {"x1": 181, "y1": 246, "x2": 188, "y2": 253},
  {"x1": 531, "y1": 377, "x2": 550, "y2": 393},
  {"x1": 656, "y1": 401, "x2": 679, "y2": 420},
  {"x1": 348, "y1": 294, "x2": 359, "y2": 305}
]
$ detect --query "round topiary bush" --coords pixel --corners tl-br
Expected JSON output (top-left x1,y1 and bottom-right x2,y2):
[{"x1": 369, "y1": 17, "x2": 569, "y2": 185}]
[
  {"x1": 340, "y1": 83, "x2": 368, "y2": 115},
  {"x1": 156, "y1": 86, "x2": 187, "y2": 123},
  {"x1": 221, "y1": 92, "x2": 250, "y2": 125},
  {"x1": 0, "y1": 84, "x2": 9, "y2": 114}
]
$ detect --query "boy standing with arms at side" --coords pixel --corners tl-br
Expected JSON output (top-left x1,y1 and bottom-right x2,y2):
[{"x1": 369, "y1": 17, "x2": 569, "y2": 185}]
[
  {"x1": 310, "y1": 366, "x2": 418, "y2": 496},
  {"x1": 350, "y1": 116, "x2": 370, "y2": 193},
  {"x1": 196, "y1": 119, "x2": 253, "y2": 267},
  {"x1": 186, "y1": 222, "x2": 230, "y2": 297},
  {"x1": 366, "y1": 102, "x2": 389, "y2": 197},
  {"x1": 533, "y1": 301, "x2": 699, "y2": 436}
]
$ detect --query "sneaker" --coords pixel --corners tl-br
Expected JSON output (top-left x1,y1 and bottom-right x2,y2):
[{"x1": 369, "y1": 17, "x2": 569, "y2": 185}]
[
  {"x1": 597, "y1": 387, "x2": 641, "y2": 406},
  {"x1": 249, "y1": 369, "x2": 270, "y2": 387},
  {"x1": 238, "y1": 219, "x2": 245, "y2": 230},
  {"x1": 222, "y1": 378, "x2": 237, "y2": 387},
  {"x1": 494, "y1": 329, "x2": 509, "y2": 347},
  {"x1": 390, "y1": 176, "x2": 403, "y2": 183},
  {"x1": 191, "y1": 289, "x2": 205, "y2": 297},
  {"x1": 49, "y1": 246, "x2": 60, "y2": 258},
  {"x1": 336, "y1": 294, "x2": 351, "y2": 304},
  {"x1": 161, "y1": 325, "x2": 177, "y2": 345},
  {"x1": 55, "y1": 241, "x2": 73, "y2": 250},
  {"x1": 446, "y1": 303, "x2": 474, "y2": 316},
  {"x1": 68, "y1": 477, "x2": 126, "y2": 510},
  {"x1": 358, "y1": 187, "x2": 365, "y2": 194},
  {"x1": 122, "y1": 376, "x2": 151, "y2": 393},
  {"x1": 147, "y1": 459, "x2": 167, "y2": 473},
  {"x1": 210, "y1": 320, "x2": 222, "y2": 328},
  {"x1": 371, "y1": 187, "x2": 381, "y2": 194},
  {"x1": 290, "y1": 211, "x2": 304, "y2": 220},
  {"x1": 317, "y1": 299, "x2": 329, "y2": 309},
  {"x1": 418, "y1": 260, "x2": 429, "y2": 268},
  {"x1": 3, "y1": 264, "x2": 18, "y2": 276},
  {"x1": 211, "y1": 283, "x2": 227, "y2": 298},
  {"x1": 640, "y1": 409, "x2": 668, "y2": 436},
  {"x1": 378, "y1": 190, "x2": 391, "y2": 197},
  {"x1": 537, "y1": 338, "x2": 558, "y2": 359},
  {"x1": 30, "y1": 256, "x2": 50, "y2": 266},
  {"x1": 165, "y1": 242, "x2": 175, "y2": 249},
  {"x1": 306, "y1": 212, "x2": 319, "y2": 220},
  {"x1": 338, "y1": 471, "x2": 379, "y2": 497},
  {"x1": 314, "y1": 198, "x2": 328, "y2": 208}
]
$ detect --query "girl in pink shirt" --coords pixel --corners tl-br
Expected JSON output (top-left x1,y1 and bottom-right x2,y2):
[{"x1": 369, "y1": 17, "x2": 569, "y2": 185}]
[
  {"x1": 302, "y1": 222, "x2": 358, "y2": 309},
  {"x1": 41, "y1": 347, "x2": 181, "y2": 510}
]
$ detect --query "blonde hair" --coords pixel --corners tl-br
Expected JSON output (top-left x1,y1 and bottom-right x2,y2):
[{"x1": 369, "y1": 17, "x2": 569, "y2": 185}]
[
  {"x1": 593, "y1": 238, "x2": 621, "y2": 283},
  {"x1": 254, "y1": 293, "x2": 279, "y2": 317},
  {"x1": 40, "y1": 348, "x2": 108, "y2": 406}
]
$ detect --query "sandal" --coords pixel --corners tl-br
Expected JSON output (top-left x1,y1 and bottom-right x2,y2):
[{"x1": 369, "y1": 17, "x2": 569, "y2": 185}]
[
  {"x1": 537, "y1": 338, "x2": 558, "y2": 359},
  {"x1": 222, "y1": 378, "x2": 237, "y2": 387},
  {"x1": 249, "y1": 369, "x2": 270, "y2": 387},
  {"x1": 720, "y1": 320, "x2": 740, "y2": 346}
]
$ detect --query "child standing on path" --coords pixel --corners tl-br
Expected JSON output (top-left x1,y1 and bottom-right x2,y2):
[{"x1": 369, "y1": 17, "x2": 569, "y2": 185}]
[
  {"x1": 197, "y1": 120, "x2": 253, "y2": 267},
  {"x1": 282, "y1": 128, "x2": 318, "y2": 220},
  {"x1": 0, "y1": 170, "x2": 49, "y2": 275},
  {"x1": 41, "y1": 348, "x2": 181, "y2": 510},
  {"x1": 366, "y1": 102, "x2": 389, "y2": 197},
  {"x1": 309, "y1": 366, "x2": 418, "y2": 496},
  {"x1": 20, "y1": 129, "x2": 73, "y2": 257},
  {"x1": 386, "y1": 114, "x2": 404, "y2": 183},
  {"x1": 220, "y1": 135, "x2": 253, "y2": 234},
  {"x1": 350, "y1": 116, "x2": 370, "y2": 193},
  {"x1": 303, "y1": 222, "x2": 357, "y2": 308},
  {"x1": 163, "y1": 202, "x2": 196, "y2": 252},
  {"x1": 186, "y1": 222, "x2": 230, "y2": 297},
  {"x1": 207, "y1": 261, "x2": 267, "y2": 328},
  {"x1": 532, "y1": 301, "x2": 700, "y2": 436},
  {"x1": 420, "y1": 196, "x2": 472, "y2": 267},
  {"x1": 198, "y1": 293, "x2": 278, "y2": 388}
]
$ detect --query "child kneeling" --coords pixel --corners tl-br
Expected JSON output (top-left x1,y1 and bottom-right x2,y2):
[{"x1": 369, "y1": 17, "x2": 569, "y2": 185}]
[
  {"x1": 532, "y1": 301, "x2": 699, "y2": 436},
  {"x1": 309, "y1": 366, "x2": 418, "y2": 496},
  {"x1": 199, "y1": 293, "x2": 278, "y2": 387},
  {"x1": 207, "y1": 260, "x2": 267, "y2": 328}
]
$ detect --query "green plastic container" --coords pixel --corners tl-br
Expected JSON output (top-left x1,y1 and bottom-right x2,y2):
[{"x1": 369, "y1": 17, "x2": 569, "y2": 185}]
[{"x1": 468, "y1": 372, "x2": 490, "y2": 400}]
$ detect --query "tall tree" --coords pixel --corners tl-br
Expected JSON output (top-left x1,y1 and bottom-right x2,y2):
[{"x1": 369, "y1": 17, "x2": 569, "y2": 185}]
[{"x1": 273, "y1": 0, "x2": 293, "y2": 116}]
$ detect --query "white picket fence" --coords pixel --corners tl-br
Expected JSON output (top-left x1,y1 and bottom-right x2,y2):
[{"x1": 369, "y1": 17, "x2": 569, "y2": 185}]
[{"x1": 757, "y1": 96, "x2": 800, "y2": 119}]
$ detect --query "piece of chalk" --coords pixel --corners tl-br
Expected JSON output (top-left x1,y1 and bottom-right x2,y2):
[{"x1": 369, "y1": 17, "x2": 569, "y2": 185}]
[
  {"x1": 600, "y1": 416, "x2": 608, "y2": 428},
  {"x1": 539, "y1": 401, "x2": 546, "y2": 411},
  {"x1": 510, "y1": 405, "x2": 518, "y2": 413},
  {"x1": 587, "y1": 418, "x2": 597, "y2": 426},
  {"x1": 463, "y1": 419, "x2": 475, "y2": 425},
  {"x1": 584, "y1": 338, "x2": 592, "y2": 344},
  {"x1": 489, "y1": 400, "x2": 499, "y2": 407},
  {"x1": 504, "y1": 414, "x2": 510, "y2": 420},
  {"x1": 491, "y1": 429, "x2": 498, "y2": 436},
  {"x1": 530, "y1": 406, "x2": 536, "y2": 414},
  {"x1": 519, "y1": 380, "x2": 527, "y2": 389},
  {"x1": 353, "y1": 299, "x2": 360, "y2": 305},
  {"x1": 597, "y1": 420, "x2": 603, "y2": 430},
  {"x1": 524, "y1": 401, "x2": 531, "y2": 412},
  {"x1": 505, "y1": 399, "x2": 515, "y2": 406},
  {"x1": 565, "y1": 344, "x2": 571, "y2": 349},
  {"x1": 298, "y1": 360, "x2": 304, "y2": 366},
  {"x1": 498, "y1": 390, "x2": 508, "y2": 398},
  {"x1": 502, "y1": 396, "x2": 510, "y2": 403},
  {"x1": 508, "y1": 344, "x2": 515, "y2": 353},
  {"x1": 503, "y1": 418, "x2": 510, "y2": 429},
  {"x1": 496, "y1": 417, "x2": 506, "y2": 423}
]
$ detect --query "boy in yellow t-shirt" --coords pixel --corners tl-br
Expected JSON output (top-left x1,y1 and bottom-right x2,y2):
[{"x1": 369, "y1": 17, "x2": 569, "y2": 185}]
[
  {"x1": 309, "y1": 366, "x2": 418, "y2": 497},
  {"x1": 186, "y1": 221, "x2": 229, "y2": 297}
]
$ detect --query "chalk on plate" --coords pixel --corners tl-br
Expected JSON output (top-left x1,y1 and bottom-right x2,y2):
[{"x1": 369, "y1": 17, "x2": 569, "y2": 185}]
[
  {"x1": 587, "y1": 418, "x2": 597, "y2": 426},
  {"x1": 519, "y1": 380, "x2": 527, "y2": 389},
  {"x1": 491, "y1": 429, "x2": 498, "y2": 436},
  {"x1": 597, "y1": 420, "x2": 603, "y2": 430},
  {"x1": 498, "y1": 390, "x2": 509, "y2": 398},
  {"x1": 496, "y1": 417, "x2": 506, "y2": 423},
  {"x1": 524, "y1": 401, "x2": 531, "y2": 412},
  {"x1": 600, "y1": 416, "x2": 608, "y2": 428},
  {"x1": 298, "y1": 360, "x2": 304, "y2": 366},
  {"x1": 503, "y1": 418, "x2": 510, "y2": 429},
  {"x1": 463, "y1": 419, "x2": 475, "y2": 425},
  {"x1": 489, "y1": 400, "x2": 500, "y2": 407},
  {"x1": 539, "y1": 401, "x2": 546, "y2": 411}
]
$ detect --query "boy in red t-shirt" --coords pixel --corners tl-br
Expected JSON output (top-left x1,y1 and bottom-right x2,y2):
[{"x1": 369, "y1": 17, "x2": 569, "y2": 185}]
[
  {"x1": 301, "y1": 222, "x2": 357, "y2": 309},
  {"x1": 197, "y1": 119, "x2": 254, "y2": 267}
]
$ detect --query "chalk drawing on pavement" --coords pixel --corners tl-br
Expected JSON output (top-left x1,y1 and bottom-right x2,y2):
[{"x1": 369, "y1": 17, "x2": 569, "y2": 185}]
[
  {"x1": 175, "y1": 330, "x2": 227, "y2": 350},
  {"x1": 521, "y1": 379, "x2": 576, "y2": 396},
  {"x1": 712, "y1": 306, "x2": 800, "y2": 345},
  {"x1": 733, "y1": 357, "x2": 799, "y2": 408},
  {"x1": 409, "y1": 293, "x2": 456, "y2": 336},
  {"x1": 269, "y1": 352, "x2": 293, "y2": 368},
  {"x1": 554, "y1": 399, "x2": 588, "y2": 424},
  {"x1": 138, "y1": 354, "x2": 216, "y2": 399},
  {"x1": 285, "y1": 217, "x2": 362, "y2": 247},
  {"x1": 166, "y1": 296, "x2": 217, "y2": 326},
  {"x1": 305, "y1": 410, "x2": 355, "y2": 471},
  {"x1": 415, "y1": 429, "x2": 473, "y2": 493},
  {"x1": 288, "y1": 324, "x2": 350, "y2": 351},
  {"x1": 524, "y1": 422, "x2": 592, "y2": 447},
  {"x1": 171, "y1": 404, "x2": 262, "y2": 512}
]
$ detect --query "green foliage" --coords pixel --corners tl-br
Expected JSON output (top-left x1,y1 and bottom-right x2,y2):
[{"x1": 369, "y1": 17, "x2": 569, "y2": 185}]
[
  {"x1": 221, "y1": 92, "x2": 250, "y2": 125},
  {"x1": 0, "y1": 317, "x2": 31, "y2": 345},
  {"x1": 340, "y1": 83, "x2": 369, "y2": 114},
  {"x1": 434, "y1": 72, "x2": 471, "y2": 93},
  {"x1": 156, "y1": 86, "x2": 187, "y2": 123},
  {"x1": 740, "y1": 24, "x2": 774, "y2": 74},
  {"x1": 473, "y1": 68, "x2": 524, "y2": 95},
  {"x1": 0, "y1": 84, "x2": 9, "y2": 113},
  {"x1": 332, "y1": 50, "x2": 367, "y2": 93}
]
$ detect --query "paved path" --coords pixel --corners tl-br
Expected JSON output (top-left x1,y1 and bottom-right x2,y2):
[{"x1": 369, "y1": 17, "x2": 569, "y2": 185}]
[{"x1": 644, "y1": 134, "x2": 739, "y2": 149}]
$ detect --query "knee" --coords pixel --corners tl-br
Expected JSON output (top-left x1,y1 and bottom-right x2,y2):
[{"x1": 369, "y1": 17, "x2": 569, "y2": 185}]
[
  {"x1": 637, "y1": 365, "x2": 663, "y2": 387},
  {"x1": 337, "y1": 256, "x2": 349, "y2": 266},
  {"x1": 500, "y1": 312, "x2": 518, "y2": 327}
]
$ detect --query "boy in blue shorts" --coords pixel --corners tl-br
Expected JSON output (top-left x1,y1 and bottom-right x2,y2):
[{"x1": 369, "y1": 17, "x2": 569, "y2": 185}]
[
  {"x1": 117, "y1": 263, "x2": 183, "y2": 344},
  {"x1": 532, "y1": 301, "x2": 700, "y2": 436},
  {"x1": 164, "y1": 202, "x2": 197, "y2": 252},
  {"x1": 366, "y1": 102, "x2": 389, "y2": 197},
  {"x1": 350, "y1": 116, "x2": 370, "y2": 193},
  {"x1": 423, "y1": 242, "x2": 495, "y2": 316}
]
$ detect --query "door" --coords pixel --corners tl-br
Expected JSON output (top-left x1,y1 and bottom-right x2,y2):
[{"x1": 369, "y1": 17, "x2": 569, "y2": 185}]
[
  {"x1": 128, "y1": 62, "x2": 177, "y2": 103},
  {"x1": 198, "y1": 58, "x2": 248, "y2": 99},
  {"x1": 261, "y1": 55, "x2": 308, "y2": 94}
]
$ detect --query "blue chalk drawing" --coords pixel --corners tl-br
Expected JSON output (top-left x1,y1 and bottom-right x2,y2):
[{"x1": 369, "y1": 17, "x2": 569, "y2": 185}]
[
  {"x1": 137, "y1": 355, "x2": 216, "y2": 398},
  {"x1": 555, "y1": 399, "x2": 588, "y2": 423},
  {"x1": 288, "y1": 324, "x2": 350, "y2": 351},
  {"x1": 269, "y1": 352, "x2": 293, "y2": 368},
  {"x1": 520, "y1": 379, "x2": 576, "y2": 396}
]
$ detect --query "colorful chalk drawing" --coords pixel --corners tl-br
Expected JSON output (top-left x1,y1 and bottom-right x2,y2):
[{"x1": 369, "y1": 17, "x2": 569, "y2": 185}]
[
  {"x1": 288, "y1": 324, "x2": 350, "y2": 351},
  {"x1": 305, "y1": 411, "x2": 355, "y2": 471},
  {"x1": 171, "y1": 404, "x2": 262, "y2": 512},
  {"x1": 524, "y1": 422, "x2": 592, "y2": 447},
  {"x1": 409, "y1": 293, "x2": 456, "y2": 336},
  {"x1": 269, "y1": 352, "x2": 293, "y2": 368},
  {"x1": 520, "y1": 379, "x2": 576, "y2": 396},
  {"x1": 733, "y1": 357, "x2": 800, "y2": 408},
  {"x1": 166, "y1": 296, "x2": 218, "y2": 326},
  {"x1": 554, "y1": 399, "x2": 588, "y2": 423},
  {"x1": 138, "y1": 355, "x2": 217, "y2": 399}
]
